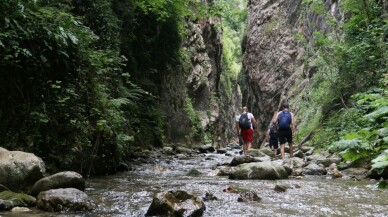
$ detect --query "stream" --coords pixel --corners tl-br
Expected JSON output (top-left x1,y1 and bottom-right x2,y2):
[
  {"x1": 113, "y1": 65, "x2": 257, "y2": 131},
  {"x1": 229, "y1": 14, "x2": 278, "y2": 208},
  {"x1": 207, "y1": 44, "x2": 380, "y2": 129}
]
[{"x1": 1, "y1": 149, "x2": 388, "y2": 217}]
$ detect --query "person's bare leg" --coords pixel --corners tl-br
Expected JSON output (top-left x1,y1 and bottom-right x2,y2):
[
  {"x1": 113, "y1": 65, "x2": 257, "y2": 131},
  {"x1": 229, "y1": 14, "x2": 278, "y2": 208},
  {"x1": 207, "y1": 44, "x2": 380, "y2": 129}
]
[
  {"x1": 289, "y1": 143, "x2": 293, "y2": 158},
  {"x1": 280, "y1": 144, "x2": 285, "y2": 159},
  {"x1": 247, "y1": 142, "x2": 252, "y2": 153},
  {"x1": 273, "y1": 148, "x2": 277, "y2": 159}
]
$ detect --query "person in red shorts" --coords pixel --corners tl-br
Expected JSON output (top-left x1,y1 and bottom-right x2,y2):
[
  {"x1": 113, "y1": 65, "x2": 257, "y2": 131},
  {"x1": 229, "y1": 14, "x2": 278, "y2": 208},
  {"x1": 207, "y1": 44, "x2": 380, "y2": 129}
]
[{"x1": 235, "y1": 106, "x2": 258, "y2": 155}]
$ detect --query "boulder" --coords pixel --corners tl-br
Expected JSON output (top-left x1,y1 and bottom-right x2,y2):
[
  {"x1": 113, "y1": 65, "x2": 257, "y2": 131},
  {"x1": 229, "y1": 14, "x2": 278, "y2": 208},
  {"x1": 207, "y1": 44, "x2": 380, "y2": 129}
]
[
  {"x1": 202, "y1": 192, "x2": 218, "y2": 201},
  {"x1": 301, "y1": 146, "x2": 314, "y2": 153},
  {"x1": 216, "y1": 148, "x2": 228, "y2": 154},
  {"x1": 229, "y1": 162, "x2": 288, "y2": 180},
  {"x1": 259, "y1": 147, "x2": 275, "y2": 158},
  {"x1": 292, "y1": 168, "x2": 304, "y2": 176},
  {"x1": 31, "y1": 171, "x2": 85, "y2": 196},
  {"x1": 162, "y1": 147, "x2": 175, "y2": 155},
  {"x1": 281, "y1": 164, "x2": 294, "y2": 176},
  {"x1": 145, "y1": 190, "x2": 205, "y2": 217},
  {"x1": 306, "y1": 153, "x2": 327, "y2": 162},
  {"x1": 0, "y1": 147, "x2": 45, "y2": 192},
  {"x1": 283, "y1": 157, "x2": 306, "y2": 169},
  {"x1": 198, "y1": 144, "x2": 215, "y2": 153},
  {"x1": 0, "y1": 191, "x2": 36, "y2": 210},
  {"x1": 341, "y1": 168, "x2": 369, "y2": 179},
  {"x1": 215, "y1": 166, "x2": 236, "y2": 176},
  {"x1": 247, "y1": 149, "x2": 268, "y2": 157},
  {"x1": 316, "y1": 158, "x2": 342, "y2": 167},
  {"x1": 293, "y1": 150, "x2": 305, "y2": 159},
  {"x1": 303, "y1": 163, "x2": 326, "y2": 175},
  {"x1": 11, "y1": 207, "x2": 31, "y2": 213},
  {"x1": 0, "y1": 199, "x2": 13, "y2": 211},
  {"x1": 274, "y1": 184, "x2": 288, "y2": 192},
  {"x1": 237, "y1": 191, "x2": 261, "y2": 202},
  {"x1": 175, "y1": 146, "x2": 193, "y2": 154},
  {"x1": 36, "y1": 188, "x2": 95, "y2": 212},
  {"x1": 230, "y1": 156, "x2": 258, "y2": 166},
  {"x1": 255, "y1": 156, "x2": 272, "y2": 162}
]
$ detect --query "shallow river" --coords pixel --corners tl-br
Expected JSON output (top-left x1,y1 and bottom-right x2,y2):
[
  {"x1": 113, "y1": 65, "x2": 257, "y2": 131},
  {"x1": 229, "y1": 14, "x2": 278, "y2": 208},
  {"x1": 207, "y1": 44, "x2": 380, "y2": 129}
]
[{"x1": 1, "y1": 151, "x2": 388, "y2": 217}]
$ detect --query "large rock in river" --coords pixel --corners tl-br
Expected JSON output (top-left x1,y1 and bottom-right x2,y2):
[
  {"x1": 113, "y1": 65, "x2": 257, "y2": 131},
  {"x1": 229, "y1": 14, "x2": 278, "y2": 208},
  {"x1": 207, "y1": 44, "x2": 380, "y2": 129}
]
[
  {"x1": 31, "y1": 171, "x2": 85, "y2": 196},
  {"x1": 146, "y1": 190, "x2": 205, "y2": 217},
  {"x1": 229, "y1": 162, "x2": 288, "y2": 180},
  {"x1": 36, "y1": 188, "x2": 95, "y2": 212},
  {"x1": 0, "y1": 147, "x2": 45, "y2": 192},
  {"x1": 0, "y1": 191, "x2": 36, "y2": 211}
]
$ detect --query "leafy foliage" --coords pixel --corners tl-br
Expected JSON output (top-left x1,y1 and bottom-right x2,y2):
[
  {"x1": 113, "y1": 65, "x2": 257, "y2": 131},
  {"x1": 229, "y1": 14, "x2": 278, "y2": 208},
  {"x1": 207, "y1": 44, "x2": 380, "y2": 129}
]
[
  {"x1": 0, "y1": 0, "x2": 212, "y2": 175},
  {"x1": 297, "y1": 0, "x2": 388, "y2": 175},
  {"x1": 217, "y1": 0, "x2": 247, "y2": 100},
  {"x1": 372, "y1": 150, "x2": 388, "y2": 175},
  {"x1": 185, "y1": 97, "x2": 204, "y2": 142}
]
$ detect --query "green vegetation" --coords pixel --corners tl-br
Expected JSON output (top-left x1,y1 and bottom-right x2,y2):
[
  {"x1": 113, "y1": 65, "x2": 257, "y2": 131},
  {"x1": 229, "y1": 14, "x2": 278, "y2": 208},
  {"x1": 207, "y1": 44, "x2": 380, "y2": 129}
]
[
  {"x1": 185, "y1": 96, "x2": 204, "y2": 143},
  {"x1": 0, "y1": 0, "x2": 215, "y2": 175},
  {"x1": 298, "y1": 0, "x2": 388, "y2": 176},
  {"x1": 217, "y1": 0, "x2": 247, "y2": 100}
]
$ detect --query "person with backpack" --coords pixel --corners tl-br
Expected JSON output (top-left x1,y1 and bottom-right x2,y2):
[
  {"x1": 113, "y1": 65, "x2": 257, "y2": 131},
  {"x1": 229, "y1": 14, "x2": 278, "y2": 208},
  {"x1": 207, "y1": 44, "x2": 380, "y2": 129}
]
[
  {"x1": 274, "y1": 103, "x2": 295, "y2": 160},
  {"x1": 267, "y1": 120, "x2": 279, "y2": 158},
  {"x1": 235, "y1": 106, "x2": 258, "y2": 155}
]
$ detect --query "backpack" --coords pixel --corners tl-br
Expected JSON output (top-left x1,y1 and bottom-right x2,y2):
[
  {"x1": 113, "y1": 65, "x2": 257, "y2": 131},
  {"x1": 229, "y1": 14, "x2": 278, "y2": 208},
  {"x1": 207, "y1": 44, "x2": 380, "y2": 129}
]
[
  {"x1": 277, "y1": 111, "x2": 292, "y2": 129},
  {"x1": 269, "y1": 124, "x2": 278, "y2": 138},
  {"x1": 239, "y1": 113, "x2": 251, "y2": 129}
]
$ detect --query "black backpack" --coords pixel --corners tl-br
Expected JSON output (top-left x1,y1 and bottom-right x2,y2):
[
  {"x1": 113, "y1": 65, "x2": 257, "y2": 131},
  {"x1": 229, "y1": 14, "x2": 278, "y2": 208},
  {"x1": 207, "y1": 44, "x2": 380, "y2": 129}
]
[
  {"x1": 239, "y1": 113, "x2": 251, "y2": 129},
  {"x1": 269, "y1": 124, "x2": 278, "y2": 137},
  {"x1": 278, "y1": 111, "x2": 292, "y2": 129}
]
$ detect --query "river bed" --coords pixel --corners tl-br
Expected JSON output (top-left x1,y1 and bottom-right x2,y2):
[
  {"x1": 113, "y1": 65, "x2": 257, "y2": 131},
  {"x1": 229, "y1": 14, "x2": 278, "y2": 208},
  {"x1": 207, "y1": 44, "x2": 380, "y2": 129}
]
[{"x1": 1, "y1": 151, "x2": 387, "y2": 217}]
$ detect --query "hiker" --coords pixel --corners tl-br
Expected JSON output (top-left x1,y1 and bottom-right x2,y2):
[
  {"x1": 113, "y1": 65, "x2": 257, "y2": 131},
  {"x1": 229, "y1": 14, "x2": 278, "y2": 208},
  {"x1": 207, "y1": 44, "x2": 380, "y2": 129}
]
[
  {"x1": 274, "y1": 103, "x2": 295, "y2": 160},
  {"x1": 267, "y1": 120, "x2": 279, "y2": 158},
  {"x1": 235, "y1": 106, "x2": 258, "y2": 155}
]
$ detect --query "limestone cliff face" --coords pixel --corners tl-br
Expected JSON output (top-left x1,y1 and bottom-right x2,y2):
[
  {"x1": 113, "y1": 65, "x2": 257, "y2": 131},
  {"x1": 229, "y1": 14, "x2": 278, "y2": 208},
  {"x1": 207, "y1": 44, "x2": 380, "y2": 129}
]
[
  {"x1": 243, "y1": 0, "x2": 340, "y2": 142},
  {"x1": 160, "y1": 16, "x2": 235, "y2": 147}
]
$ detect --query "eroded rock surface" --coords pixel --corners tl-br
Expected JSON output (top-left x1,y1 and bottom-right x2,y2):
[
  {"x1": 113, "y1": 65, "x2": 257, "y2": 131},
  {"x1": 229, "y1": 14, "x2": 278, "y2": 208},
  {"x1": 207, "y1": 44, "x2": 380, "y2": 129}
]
[
  {"x1": 146, "y1": 190, "x2": 205, "y2": 217},
  {"x1": 0, "y1": 147, "x2": 45, "y2": 192},
  {"x1": 31, "y1": 171, "x2": 85, "y2": 196},
  {"x1": 36, "y1": 188, "x2": 95, "y2": 212}
]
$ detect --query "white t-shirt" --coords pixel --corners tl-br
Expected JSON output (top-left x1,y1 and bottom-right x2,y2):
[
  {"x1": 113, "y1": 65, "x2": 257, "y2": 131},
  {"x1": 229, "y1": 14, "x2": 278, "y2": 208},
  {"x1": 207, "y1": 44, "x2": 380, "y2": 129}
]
[{"x1": 235, "y1": 112, "x2": 254, "y2": 129}]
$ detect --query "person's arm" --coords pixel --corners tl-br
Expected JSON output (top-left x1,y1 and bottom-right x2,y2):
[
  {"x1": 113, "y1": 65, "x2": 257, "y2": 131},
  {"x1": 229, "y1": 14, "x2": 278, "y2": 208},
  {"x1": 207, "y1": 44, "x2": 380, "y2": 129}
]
[
  {"x1": 235, "y1": 120, "x2": 240, "y2": 136},
  {"x1": 274, "y1": 112, "x2": 279, "y2": 124},
  {"x1": 252, "y1": 117, "x2": 258, "y2": 135},
  {"x1": 291, "y1": 113, "x2": 296, "y2": 137}
]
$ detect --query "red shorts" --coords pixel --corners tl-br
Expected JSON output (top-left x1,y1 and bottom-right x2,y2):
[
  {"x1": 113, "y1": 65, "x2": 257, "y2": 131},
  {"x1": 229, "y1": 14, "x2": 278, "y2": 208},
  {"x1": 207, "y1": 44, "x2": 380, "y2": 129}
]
[{"x1": 241, "y1": 128, "x2": 253, "y2": 142}]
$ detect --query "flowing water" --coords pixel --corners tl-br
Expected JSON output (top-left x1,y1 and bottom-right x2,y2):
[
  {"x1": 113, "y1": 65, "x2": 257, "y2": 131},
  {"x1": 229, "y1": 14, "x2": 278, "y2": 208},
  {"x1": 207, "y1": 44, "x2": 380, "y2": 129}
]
[{"x1": 1, "y1": 151, "x2": 388, "y2": 217}]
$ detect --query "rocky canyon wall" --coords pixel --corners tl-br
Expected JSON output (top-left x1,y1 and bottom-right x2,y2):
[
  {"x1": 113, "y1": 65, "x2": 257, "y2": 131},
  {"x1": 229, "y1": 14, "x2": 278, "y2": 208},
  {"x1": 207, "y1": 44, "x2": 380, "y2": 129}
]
[
  {"x1": 160, "y1": 15, "x2": 239, "y2": 147},
  {"x1": 243, "y1": 0, "x2": 340, "y2": 143}
]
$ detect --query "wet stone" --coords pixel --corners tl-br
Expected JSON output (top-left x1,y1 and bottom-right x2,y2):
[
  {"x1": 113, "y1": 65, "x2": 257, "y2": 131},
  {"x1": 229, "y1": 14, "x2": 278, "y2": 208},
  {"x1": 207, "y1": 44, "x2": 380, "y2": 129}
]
[
  {"x1": 146, "y1": 190, "x2": 205, "y2": 217},
  {"x1": 230, "y1": 155, "x2": 258, "y2": 166},
  {"x1": 36, "y1": 188, "x2": 95, "y2": 212},
  {"x1": 216, "y1": 148, "x2": 227, "y2": 154},
  {"x1": 237, "y1": 191, "x2": 261, "y2": 202},
  {"x1": 274, "y1": 184, "x2": 288, "y2": 192},
  {"x1": 203, "y1": 192, "x2": 218, "y2": 201}
]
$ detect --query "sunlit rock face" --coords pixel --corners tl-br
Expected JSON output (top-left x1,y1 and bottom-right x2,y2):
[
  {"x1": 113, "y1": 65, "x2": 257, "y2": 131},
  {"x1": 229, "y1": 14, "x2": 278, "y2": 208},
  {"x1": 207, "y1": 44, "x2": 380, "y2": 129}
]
[
  {"x1": 243, "y1": 0, "x2": 340, "y2": 142},
  {"x1": 160, "y1": 10, "x2": 240, "y2": 147},
  {"x1": 160, "y1": 16, "x2": 224, "y2": 146}
]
